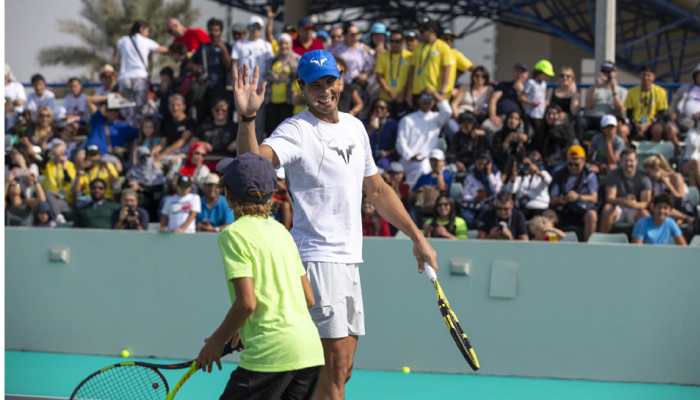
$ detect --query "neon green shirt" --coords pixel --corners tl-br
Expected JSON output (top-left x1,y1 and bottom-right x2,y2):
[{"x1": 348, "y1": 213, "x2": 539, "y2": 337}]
[{"x1": 217, "y1": 215, "x2": 324, "y2": 372}]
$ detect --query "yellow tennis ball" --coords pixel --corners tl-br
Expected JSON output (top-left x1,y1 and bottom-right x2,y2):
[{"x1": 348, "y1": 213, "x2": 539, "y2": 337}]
[
  {"x1": 120, "y1": 349, "x2": 131, "y2": 358},
  {"x1": 401, "y1": 366, "x2": 411, "y2": 374}
]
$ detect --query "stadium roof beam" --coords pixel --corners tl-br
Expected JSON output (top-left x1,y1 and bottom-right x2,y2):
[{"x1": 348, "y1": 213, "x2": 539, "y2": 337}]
[{"x1": 212, "y1": 0, "x2": 700, "y2": 81}]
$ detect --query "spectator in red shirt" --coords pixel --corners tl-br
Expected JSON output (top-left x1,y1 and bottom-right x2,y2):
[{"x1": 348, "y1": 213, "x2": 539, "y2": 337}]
[
  {"x1": 292, "y1": 16, "x2": 325, "y2": 56},
  {"x1": 166, "y1": 17, "x2": 210, "y2": 55},
  {"x1": 362, "y1": 196, "x2": 392, "y2": 236}
]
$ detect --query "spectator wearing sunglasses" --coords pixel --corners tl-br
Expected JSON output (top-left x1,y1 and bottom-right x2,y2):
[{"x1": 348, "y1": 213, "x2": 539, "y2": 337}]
[
  {"x1": 196, "y1": 100, "x2": 237, "y2": 159},
  {"x1": 375, "y1": 30, "x2": 412, "y2": 116},
  {"x1": 549, "y1": 145, "x2": 599, "y2": 241},
  {"x1": 547, "y1": 66, "x2": 580, "y2": 120},
  {"x1": 332, "y1": 22, "x2": 374, "y2": 87},
  {"x1": 423, "y1": 194, "x2": 468, "y2": 240},
  {"x1": 452, "y1": 66, "x2": 493, "y2": 125}
]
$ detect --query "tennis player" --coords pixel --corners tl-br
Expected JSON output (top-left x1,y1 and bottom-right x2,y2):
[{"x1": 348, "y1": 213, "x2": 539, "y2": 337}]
[
  {"x1": 196, "y1": 153, "x2": 324, "y2": 399},
  {"x1": 233, "y1": 50, "x2": 438, "y2": 400}
]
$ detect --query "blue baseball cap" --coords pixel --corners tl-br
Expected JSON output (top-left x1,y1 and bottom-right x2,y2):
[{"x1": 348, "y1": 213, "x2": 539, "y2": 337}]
[
  {"x1": 219, "y1": 153, "x2": 276, "y2": 204},
  {"x1": 297, "y1": 50, "x2": 340, "y2": 84},
  {"x1": 370, "y1": 22, "x2": 387, "y2": 35}
]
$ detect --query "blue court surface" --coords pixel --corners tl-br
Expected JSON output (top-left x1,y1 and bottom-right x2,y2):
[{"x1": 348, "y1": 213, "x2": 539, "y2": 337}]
[{"x1": 6, "y1": 350, "x2": 700, "y2": 399}]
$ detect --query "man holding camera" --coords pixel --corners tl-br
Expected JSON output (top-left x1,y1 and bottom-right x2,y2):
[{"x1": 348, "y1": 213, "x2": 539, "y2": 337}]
[
  {"x1": 112, "y1": 189, "x2": 149, "y2": 230},
  {"x1": 477, "y1": 191, "x2": 529, "y2": 240},
  {"x1": 584, "y1": 61, "x2": 628, "y2": 133}
]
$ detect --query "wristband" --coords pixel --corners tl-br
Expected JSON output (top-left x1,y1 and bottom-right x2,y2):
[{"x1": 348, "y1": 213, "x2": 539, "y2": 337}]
[{"x1": 241, "y1": 114, "x2": 257, "y2": 122}]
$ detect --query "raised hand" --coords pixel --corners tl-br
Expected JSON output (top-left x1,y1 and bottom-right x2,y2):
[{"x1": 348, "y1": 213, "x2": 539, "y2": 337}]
[{"x1": 232, "y1": 65, "x2": 267, "y2": 118}]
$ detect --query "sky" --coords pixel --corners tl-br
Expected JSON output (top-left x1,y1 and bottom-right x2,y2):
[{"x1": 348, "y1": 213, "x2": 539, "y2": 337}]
[{"x1": 5, "y1": 0, "x2": 494, "y2": 84}]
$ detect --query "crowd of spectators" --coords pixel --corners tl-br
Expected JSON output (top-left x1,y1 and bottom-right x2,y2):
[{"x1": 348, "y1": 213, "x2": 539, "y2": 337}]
[{"x1": 5, "y1": 10, "x2": 700, "y2": 245}]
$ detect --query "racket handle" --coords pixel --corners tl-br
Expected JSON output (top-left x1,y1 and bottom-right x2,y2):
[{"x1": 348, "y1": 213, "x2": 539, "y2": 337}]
[{"x1": 423, "y1": 263, "x2": 437, "y2": 282}]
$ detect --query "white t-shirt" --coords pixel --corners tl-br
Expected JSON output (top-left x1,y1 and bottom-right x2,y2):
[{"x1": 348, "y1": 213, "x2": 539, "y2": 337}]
[
  {"x1": 263, "y1": 111, "x2": 378, "y2": 263},
  {"x1": 677, "y1": 85, "x2": 700, "y2": 118},
  {"x1": 116, "y1": 34, "x2": 160, "y2": 80},
  {"x1": 26, "y1": 90, "x2": 57, "y2": 119},
  {"x1": 161, "y1": 193, "x2": 201, "y2": 233},
  {"x1": 231, "y1": 39, "x2": 273, "y2": 75},
  {"x1": 524, "y1": 79, "x2": 548, "y2": 119},
  {"x1": 63, "y1": 93, "x2": 89, "y2": 121},
  {"x1": 509, "y1": 171, "x2": 553, "y2": 210},
  {"x1": 5, "y1": 81, "x2": 27, "y2": 104}
]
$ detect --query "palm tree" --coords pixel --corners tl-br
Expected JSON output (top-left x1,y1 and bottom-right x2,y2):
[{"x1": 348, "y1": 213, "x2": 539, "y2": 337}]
[{"x1": 38, "y1": 0, "x2": 199, "y2": 78}]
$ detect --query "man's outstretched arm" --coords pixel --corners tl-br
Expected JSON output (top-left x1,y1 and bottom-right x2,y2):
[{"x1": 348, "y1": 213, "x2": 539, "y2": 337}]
[{"x1": 363, "y1": 173, "x2": 438, "y2": 272}]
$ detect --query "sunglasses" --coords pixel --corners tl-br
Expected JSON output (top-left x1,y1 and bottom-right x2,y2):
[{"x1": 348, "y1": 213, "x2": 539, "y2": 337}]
[
  {"x1": 91, "y1": 186, "x2": 106, "y2": 191},
  {"x1": 473, "y1": 74, "x2": 486, "y2": 78},
  {"x1": 390, "y1": 39, "x2": 402, "y2": 43},
  {"x1": 332, "y1": 35, "x2": 342, "y2": 40},
  {"x1": 214, "y1": 107, "x2": 227, "y2": 112},
  {"x1": 193, "y1": 152, "x2": 206, "y2": 156},
  {"x1": 495, "y1": 206, "x2": 511, "y2": 211}
]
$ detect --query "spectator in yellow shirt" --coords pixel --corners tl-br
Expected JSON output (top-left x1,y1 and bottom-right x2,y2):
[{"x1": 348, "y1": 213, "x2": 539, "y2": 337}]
[
  {"x1": 625, "y1": 67, "x2": 678, "y2": 145},
  {"x1": 375, "y1": 31, "x2": 412, "y2": 116},
  {"x1": 405, "y1": 19, "x2": 454, "y2": 106},
  {"x1": 265, "y1": 33, "x2": 299, "y2": 134},
  {"x1": 42, "y1": 139, "x2": 76, "y2": 207},
  {"x1": 81, "y1": 145, "x2": 120, "y2": 200},
  {"x1": 441, "y1": 28, "x2": 473, "y2": 98}
]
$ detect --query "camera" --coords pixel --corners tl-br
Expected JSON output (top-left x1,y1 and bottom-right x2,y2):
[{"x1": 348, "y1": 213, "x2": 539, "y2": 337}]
[{"x1": 127, "y1": 206, "x2": 137, "y2": 217}]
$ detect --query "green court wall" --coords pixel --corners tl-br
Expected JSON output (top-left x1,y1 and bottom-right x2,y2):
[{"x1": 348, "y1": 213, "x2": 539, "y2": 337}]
[{"x1": 5, "y1": 228, "x2": 700, "y2": 385}]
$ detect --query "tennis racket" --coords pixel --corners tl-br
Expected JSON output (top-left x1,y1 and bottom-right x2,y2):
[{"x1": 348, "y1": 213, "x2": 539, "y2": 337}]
[
  {"x1": 424, "y1": 263, "x2": 481, "y2": 371},
  {"x1": 70, "y1": 341, "x2": 240, "y2": 400}
]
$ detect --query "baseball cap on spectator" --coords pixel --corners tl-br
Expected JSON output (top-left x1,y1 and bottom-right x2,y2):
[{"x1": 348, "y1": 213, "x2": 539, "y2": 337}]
[
  {"x1": 298, "y1": 16, "x2": 315, "y2": 29},
  {"x1": 203, "y1": 173, "x2": 220, "y2": 185},
  {"x1": 231, "y1": 23, "x2": 246, "y2": 34},
  {"x1": 600, "y1": 114, "x2": 617, "y2": 128},
  {"x1": 248, "y1": 15, "x2": 264, "y2": 29},
  {"x1": 48, "y1": 138, "x2": 66, "y2": 151},
  {"x1": 600, "y1": 61, "x2": 616, "y2": 73},
  {"x1": 283, "y1": 24, "x2": 296, "y2": 33},
  {"x1": 297, "y1": 50, "x2": 340, "y2": 84},
  {"x1": 388, "y1": 162, "x2": 404, "y2": 173},
  {"x1": 533, "y1": 59, "x2": 555, "y2": 77},
  {"x1": 458, "y1": 111, "x2": 477, "y2": 125},
  {"x1": 100, "y1": 64, "x2": 116, "y2": 76},
  {"x1": 429, "y1": 149, "x2": 445, "y2": 161},
  {"x1": 177, "y1": 174, "x2": 192, "y2": 187},
  {"x1": 370, "y1": 22, "x2": 387, "y2": 35},
  {"x1": 278, "y1": 33, "x2": 293, "y2": 43},
  {"x1": 477, "y1": 151, "x2": 493, "y2": 161},
  {"x1": 418, "y1": 91, "x2": 434, "y2": 103},
  {"x1": 316, "y1": 30, "x2": 330, "y2": 41},
  {"x1": 514, "y1": 63, "x2": 528, "y2": 72},
  {"x1": 35, "y1": 202, "x2": 52, "y2": 215},
  {"x1": 404, "y1": 30, "x2": 417, "y2": 39},
  {"x1": 567, "y1": 144, "x2": 586, "y2": 159},
  {"x1": 221, "y1": 153, "x2": 276, "y2": 204},
  {"x1": 86, "y1": 144, "x2": 100, "y2": 155},
  {"x1": 442, "y1": 28, "x2": 455, "y2": 38}
]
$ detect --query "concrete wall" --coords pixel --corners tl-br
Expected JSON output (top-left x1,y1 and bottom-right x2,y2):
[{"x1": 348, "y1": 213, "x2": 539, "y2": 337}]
[{"x1": 5, "y1": 227, "x2": 700, "y2": 385}]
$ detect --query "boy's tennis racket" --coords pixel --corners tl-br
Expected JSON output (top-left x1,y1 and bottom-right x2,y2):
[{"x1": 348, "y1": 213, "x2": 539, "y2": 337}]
[
  {"x1": 424, "y1": 263, "x2": 481, "y2": 371},
  {"x1": 70, "y1": 341, "x2": 240, "y2": 400}
]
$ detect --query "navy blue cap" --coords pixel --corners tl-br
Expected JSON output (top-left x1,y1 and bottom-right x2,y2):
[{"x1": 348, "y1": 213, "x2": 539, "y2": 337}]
[
  {"x1": 220, "y1": 153, "x2": 276, "y2": 204},
  {"x1": 298, "y1": 50, "x2": 340, "y2": 84}
]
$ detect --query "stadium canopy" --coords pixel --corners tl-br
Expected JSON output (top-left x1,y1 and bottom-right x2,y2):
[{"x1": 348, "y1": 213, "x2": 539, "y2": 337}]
[{"x1": 212, "y1": 0, "x2": 700, "y2": 82}]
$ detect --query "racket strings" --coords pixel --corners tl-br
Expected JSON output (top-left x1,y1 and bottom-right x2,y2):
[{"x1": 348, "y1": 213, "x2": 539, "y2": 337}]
[{"x1": 72, "y1": 365, "x2": 168, "y2": 400}]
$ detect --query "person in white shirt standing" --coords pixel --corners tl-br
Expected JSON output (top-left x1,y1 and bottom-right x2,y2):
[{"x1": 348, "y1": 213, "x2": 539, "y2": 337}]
[
  {"x1": 396, "y1": 91, "x2": 452, "y2": 187},
  {"x1": 114, "y1": 20, "x2": 168, "y2": 124},
  {"x1": 522, "y1": 59, "x2": 554, "y2": 152},
  {"x1": 231, "y1": 50, "x2": 438, "y2": 400}
]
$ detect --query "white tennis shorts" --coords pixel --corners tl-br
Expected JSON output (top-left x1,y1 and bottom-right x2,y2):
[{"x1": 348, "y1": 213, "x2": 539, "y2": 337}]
[{"x1": 304, "y1": 261, "x2": 365, "y2": 339}]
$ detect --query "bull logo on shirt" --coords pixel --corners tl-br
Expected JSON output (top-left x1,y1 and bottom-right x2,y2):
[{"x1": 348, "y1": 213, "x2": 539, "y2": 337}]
[
  {"x1": 328, "y1": 139, "x2": 355, "y2": 164},
  {"x1": 310, "y1": 57, "x2": 328, "y2": 67}
]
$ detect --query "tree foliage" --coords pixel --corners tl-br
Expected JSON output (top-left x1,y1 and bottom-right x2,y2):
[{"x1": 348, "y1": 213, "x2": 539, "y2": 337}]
[{"x1": 38, "y1": 0, "x2": 199, "y2": 77}]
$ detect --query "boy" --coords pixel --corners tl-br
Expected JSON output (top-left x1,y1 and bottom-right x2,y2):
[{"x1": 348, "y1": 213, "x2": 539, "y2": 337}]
[
  {"x1": 196, "y1": 153, "x2": 324, "y2": 399},
  {"x1": 631, "y1": 193, "x2": 687, "y2": 246},
  {"x1": 160, "y1": 175, "x2": 201, "y2": 233},
  {"x1": 523, "y1": 59, "x2": 554, "y2": 149}
]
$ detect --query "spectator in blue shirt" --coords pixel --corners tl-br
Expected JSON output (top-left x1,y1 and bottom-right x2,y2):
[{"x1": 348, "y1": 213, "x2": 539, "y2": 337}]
[
  {"x1": 413, "y1": 149, "x2": 453, "y2": 193},
  {"x1": 196, "y1": 173, "x2": 234, "y2": 232},
  {"x1": 85, "y1": 97, "x2": 138, "y2": 156},
  {"x1": 632, "y1": 193, "x2": 687, "y2": 245}
]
